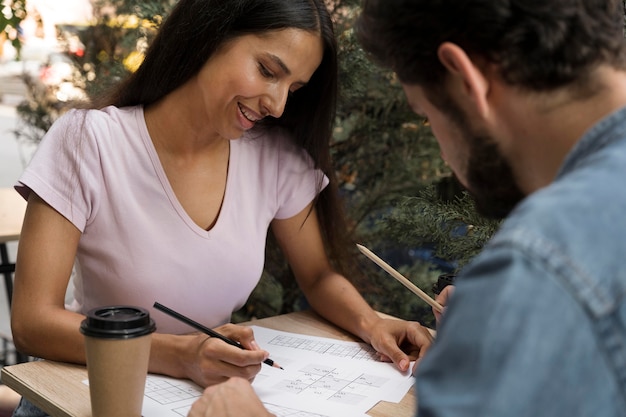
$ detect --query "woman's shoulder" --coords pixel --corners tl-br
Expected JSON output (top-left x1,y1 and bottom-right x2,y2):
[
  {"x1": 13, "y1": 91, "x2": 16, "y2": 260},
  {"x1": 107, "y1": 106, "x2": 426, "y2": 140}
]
[
  {"x1": 82, "y1": 105, "x2": 142, "y2": 126},
  {"x1": 51, "y1": 105, "x2": 142, "y2": 131}
]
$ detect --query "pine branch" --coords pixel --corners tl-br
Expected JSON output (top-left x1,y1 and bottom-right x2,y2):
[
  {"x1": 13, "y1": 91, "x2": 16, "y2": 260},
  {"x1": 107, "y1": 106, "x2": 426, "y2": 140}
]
[{"x1": 382, "y1": 183, "x2": 502, "y2": 269}]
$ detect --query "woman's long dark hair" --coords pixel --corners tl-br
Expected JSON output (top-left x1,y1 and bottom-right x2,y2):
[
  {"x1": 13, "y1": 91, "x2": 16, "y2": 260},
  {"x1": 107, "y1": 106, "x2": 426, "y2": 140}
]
[{"x1": 95, "y1": 0, "x2": 354, "y2": 274}]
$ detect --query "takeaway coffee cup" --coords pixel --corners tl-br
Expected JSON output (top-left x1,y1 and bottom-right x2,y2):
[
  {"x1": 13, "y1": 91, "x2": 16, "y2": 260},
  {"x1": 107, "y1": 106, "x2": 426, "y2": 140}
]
[{"x1": 80, "y1": 306, "x2": 156, "y2": 417}]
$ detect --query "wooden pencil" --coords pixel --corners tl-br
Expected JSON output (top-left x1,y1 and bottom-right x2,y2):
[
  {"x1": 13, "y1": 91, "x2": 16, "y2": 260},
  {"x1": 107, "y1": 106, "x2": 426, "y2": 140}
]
[{"x1": 356, "y1": 244, "x2": 444, "y2": 313}]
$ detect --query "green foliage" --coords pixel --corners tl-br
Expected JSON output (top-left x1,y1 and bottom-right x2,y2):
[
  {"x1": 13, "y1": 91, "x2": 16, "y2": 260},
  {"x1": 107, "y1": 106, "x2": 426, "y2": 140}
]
[
  {"x1": 383, "y1": 184, "x2": 502, "y2": 270},
  {"x1": 95, "y1": 0, "x2": 175, "y2": 20},
  {"x1": 334, "y1": 29, "x2": 449, "y2": 224},
  {"x1": 13, "y1": 75, "x2": 70, "y2": 146},
  {"x1": 72, "y1": 1, "x2": 168, "y2": 98},
  {"x1": 353, "y1": 255, "x2": 443, "y2": 328},
  {"x1": 0, "y1": 0, "x2": 26, "y2": 57}
]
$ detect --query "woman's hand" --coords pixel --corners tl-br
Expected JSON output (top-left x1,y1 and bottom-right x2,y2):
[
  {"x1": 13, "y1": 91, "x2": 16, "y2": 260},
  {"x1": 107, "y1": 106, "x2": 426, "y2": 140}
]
[
  {"x1": 187, "y1": 377, "x2": 274, "y2": 417},
  {"x1": 366, "y1": 318, "x2": 433, "y2": 374},
  {"x1": 433, "y1": 285, "x2": 455, "y2": 323},
  {"x1": 181, "y1": 324, "x2": 270, "y2": 387}
]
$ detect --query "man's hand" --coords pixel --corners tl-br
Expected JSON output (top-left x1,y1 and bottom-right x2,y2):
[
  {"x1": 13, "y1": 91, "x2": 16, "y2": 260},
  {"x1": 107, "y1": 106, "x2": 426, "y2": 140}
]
[
  {"x1": 433, "y1": 285, "x2": 455, "y2": 323},
  {"x1": 187, "y1": 377, "x2": 275, "y2": 417}
]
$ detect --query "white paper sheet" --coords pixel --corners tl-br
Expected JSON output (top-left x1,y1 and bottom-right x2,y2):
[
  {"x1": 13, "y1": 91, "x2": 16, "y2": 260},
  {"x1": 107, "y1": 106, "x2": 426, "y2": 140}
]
[
  {"x1": 83, "y1": 326, "x2": 415, "y2": 417},
  {"x1": 249, "y1": 326, "x2": 415, "y2": 415}
]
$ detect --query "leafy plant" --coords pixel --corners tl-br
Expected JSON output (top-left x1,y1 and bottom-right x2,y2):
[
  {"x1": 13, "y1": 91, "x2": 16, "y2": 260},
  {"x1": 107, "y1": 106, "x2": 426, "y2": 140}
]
[{"x1": 0, "y1": 0, "x2": 27, "y2": 57}]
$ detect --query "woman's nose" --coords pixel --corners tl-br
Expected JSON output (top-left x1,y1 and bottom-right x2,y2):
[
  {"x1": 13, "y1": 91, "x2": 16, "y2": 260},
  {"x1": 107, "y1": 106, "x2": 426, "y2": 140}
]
[{"x1": 261, "y1": 85, "x2": 289, "y2": 118}]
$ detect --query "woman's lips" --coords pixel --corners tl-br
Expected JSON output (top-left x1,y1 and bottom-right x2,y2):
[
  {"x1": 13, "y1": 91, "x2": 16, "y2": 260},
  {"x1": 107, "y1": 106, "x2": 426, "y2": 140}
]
[{"x1": 238, "y1": 103, "x2": 261, "y2": 123}]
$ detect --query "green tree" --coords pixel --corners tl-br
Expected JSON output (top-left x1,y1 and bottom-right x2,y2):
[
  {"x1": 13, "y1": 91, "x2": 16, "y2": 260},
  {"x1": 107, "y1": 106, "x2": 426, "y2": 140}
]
[{"x1": 0, "y1": 0, "x2": 27, "y2": 57}]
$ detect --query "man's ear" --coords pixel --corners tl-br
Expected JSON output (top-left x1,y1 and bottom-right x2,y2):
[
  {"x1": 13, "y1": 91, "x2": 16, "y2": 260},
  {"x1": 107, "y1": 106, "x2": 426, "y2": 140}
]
[{"x1": 437, "y1": 42, "x2": 490, "y2": 118}]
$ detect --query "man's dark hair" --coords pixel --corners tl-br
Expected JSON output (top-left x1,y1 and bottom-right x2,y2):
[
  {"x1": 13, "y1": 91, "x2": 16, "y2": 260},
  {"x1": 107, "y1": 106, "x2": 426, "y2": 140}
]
[{"x1": 356, "y1": 0, "x2": 626, "y2": 91}]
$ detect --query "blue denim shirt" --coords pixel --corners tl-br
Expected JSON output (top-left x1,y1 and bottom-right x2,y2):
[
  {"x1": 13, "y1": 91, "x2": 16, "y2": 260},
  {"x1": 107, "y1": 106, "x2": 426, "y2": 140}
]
[{"x1": 416, "y1": 106, "x2": 626, "y2": 416}]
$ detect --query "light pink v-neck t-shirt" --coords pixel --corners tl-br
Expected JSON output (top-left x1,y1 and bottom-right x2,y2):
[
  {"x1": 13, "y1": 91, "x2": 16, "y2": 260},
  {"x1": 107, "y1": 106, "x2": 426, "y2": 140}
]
[{"x1": 16, "y1": 106, "x2": 328, "y2": 334}]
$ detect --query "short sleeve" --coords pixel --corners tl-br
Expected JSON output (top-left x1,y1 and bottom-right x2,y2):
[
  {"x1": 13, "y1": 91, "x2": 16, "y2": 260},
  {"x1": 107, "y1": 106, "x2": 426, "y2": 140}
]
[
  {"x1": 273, "y1": 136, "x2": 329, "y2": 219},
  {"x1": 15, "y1": 109, "x2": 103, "y2": 232}
]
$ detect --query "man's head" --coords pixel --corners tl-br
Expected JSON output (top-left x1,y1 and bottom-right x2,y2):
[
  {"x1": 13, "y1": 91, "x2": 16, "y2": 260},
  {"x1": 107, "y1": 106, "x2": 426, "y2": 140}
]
[
  {"x1": 357, "y1": 0, "x2": 626, "y2": 92},
  {"x1": 356, "y1": 0, "x2": 626, "y2": 218}
]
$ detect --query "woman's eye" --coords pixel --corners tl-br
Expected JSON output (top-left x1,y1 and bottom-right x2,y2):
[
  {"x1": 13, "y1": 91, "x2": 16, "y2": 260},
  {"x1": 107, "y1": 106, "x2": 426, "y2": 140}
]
[{"x1": 259, "y1": 63, "x2": 273, "y2": 78}]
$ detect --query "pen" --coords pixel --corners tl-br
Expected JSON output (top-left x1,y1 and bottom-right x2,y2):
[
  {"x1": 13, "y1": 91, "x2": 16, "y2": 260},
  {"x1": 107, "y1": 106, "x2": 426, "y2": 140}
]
[{"x1": 153, "y1": 302, "x2": 283, "y2": 369}]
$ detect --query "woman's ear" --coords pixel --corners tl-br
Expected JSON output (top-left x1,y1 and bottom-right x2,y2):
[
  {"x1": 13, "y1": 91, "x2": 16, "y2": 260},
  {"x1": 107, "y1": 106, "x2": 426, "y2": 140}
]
[{"x1": 437, "y1": 42, "x2": 490, "y2": 118}]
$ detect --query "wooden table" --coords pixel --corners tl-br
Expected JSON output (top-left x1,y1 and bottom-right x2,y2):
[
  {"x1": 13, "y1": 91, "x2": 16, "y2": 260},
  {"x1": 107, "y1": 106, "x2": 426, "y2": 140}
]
[{"x1": 1, "y1": 310, "x2": 417, "y2": 417}]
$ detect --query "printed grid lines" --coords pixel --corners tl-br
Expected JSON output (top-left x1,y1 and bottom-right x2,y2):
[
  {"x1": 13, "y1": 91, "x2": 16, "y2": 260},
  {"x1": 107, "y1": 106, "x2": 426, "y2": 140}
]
[{"x1": 267, "y1": 335, "x2": 378, "y2": 361}]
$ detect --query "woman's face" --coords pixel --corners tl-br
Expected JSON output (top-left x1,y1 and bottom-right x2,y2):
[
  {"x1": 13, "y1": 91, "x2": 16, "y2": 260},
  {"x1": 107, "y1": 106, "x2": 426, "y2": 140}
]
[{"x1": 195, "y1": 28, "x2": 324, "y2": 140}]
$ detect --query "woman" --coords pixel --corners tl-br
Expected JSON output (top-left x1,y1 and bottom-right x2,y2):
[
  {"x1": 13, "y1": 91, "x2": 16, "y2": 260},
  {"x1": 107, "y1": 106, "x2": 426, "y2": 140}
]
[
  {"x1": 11, "y1": 1, "x2": 432, "y2": 414},
  {"x1": 0, "y1": 385, "x2": 20, "y2": 417}
]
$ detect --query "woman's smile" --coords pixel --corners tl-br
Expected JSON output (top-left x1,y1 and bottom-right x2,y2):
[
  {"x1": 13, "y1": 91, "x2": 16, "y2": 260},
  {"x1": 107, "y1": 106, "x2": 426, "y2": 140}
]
[{"x1": 238, "y1": 103, "x2": 262, "y2": 125}]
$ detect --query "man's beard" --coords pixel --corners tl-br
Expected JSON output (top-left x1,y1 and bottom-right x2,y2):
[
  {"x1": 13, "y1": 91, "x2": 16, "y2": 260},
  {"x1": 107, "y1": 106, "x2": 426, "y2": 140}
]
[
  {"x1": 464, "y1": 133, "x2": 526, "y2": 219},
  {"x1": 433, "y1": 92, "x2": 526, "y2": 219}
]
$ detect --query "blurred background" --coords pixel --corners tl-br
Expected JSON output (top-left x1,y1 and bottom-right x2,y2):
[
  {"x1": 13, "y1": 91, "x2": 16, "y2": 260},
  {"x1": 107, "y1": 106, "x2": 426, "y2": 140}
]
[{"x1": 0, "y1": 0, "x2": 93, "y2": 368}]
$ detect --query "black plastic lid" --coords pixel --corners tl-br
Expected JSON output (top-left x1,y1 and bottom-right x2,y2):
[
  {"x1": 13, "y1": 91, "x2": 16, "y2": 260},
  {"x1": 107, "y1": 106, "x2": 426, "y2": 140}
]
[
  {"x1": 80, "y1": 306, "x2": 156, "y2": 339},
  {"x1": 432, "y1": 273, "x2": 456, "y2": 295}
]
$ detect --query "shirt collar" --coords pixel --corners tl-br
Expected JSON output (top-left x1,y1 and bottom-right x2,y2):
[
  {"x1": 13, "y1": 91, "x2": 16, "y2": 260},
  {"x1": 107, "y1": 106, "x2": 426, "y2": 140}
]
[{"x1": 557, "y1": 105, "x2": 626, "y2": 179}]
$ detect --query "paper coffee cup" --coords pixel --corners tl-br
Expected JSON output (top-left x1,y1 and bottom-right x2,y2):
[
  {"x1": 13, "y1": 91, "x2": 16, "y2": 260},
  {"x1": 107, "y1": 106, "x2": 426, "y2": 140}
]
[{"x1": 80, "y1": 306, "x2": 156, "y2": 417}]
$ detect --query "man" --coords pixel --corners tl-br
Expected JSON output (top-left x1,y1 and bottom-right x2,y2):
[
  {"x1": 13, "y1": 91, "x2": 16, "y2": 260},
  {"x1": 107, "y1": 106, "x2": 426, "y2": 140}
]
[{"x1": 188, "y1": 0, "x2": 626, "y2": 415}]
